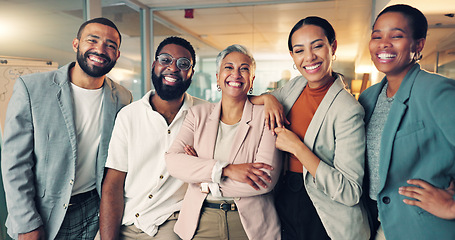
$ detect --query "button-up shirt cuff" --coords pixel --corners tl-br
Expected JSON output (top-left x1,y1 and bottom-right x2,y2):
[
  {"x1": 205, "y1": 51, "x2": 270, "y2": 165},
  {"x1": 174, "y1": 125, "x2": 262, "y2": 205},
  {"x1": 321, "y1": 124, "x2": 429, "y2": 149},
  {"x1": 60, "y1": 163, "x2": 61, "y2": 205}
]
[{"x1": 211, "y1": 160, "x2": 229, "y2": 184}]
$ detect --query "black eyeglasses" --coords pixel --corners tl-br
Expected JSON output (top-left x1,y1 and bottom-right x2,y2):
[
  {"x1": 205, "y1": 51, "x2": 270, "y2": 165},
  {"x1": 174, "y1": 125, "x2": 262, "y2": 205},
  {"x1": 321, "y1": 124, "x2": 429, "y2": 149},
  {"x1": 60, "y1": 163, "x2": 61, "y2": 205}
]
[{"x1": 156, "y1": 53, "x2": 192, "y2": 71}]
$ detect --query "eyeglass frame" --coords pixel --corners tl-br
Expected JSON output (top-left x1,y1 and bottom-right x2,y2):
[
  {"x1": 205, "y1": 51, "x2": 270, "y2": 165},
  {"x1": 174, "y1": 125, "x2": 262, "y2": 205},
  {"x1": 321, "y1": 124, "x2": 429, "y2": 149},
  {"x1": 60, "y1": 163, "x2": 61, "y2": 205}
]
[{"x1": 155, "y1": 53, "x2": 193, "y2": 71}]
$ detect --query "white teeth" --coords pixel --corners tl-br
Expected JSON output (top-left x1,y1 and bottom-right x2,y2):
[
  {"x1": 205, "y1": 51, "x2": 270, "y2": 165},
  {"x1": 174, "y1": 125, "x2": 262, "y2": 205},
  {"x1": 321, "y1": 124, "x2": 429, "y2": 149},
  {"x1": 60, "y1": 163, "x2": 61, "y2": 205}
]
[
  {"x1": 227, "y1": 82, "x2": 242, "y2": 87},
  {"x1": 164, "y1": 76, "x2": 177, "y2": 82},
  {"x1": 378, "y1": 53, "x2": 396, "y2": 59},
  {"x1": 305, "y1": 63, "x2": 321, "y2": 70},
  {"x1": 89, "y1": 56, "x2": 105, "y2": 63}
]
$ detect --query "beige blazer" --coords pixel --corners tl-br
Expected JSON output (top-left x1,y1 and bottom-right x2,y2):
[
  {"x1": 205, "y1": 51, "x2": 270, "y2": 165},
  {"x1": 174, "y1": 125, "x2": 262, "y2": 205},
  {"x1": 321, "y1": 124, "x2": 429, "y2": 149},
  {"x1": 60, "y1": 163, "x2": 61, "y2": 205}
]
[
  {"x1": 271, "y1": 75, "x2": 370, "y2": 240},
  {"x1": 166, "y1": 99, "x2": 281, "y2": 240}
]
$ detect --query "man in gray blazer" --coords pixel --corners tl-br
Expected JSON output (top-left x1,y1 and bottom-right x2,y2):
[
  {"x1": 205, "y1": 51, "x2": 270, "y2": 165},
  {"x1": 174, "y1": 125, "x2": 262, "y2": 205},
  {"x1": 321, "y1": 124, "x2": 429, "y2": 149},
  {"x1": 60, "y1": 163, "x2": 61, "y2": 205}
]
[{"x1": 1, "y1": 17, "x2": 132, "y2": 240}]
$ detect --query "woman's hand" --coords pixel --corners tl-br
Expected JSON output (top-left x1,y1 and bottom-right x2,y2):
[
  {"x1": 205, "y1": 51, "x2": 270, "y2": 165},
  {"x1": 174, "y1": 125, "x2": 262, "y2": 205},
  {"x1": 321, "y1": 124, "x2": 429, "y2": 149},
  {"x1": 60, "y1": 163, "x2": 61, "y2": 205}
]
[
  {"x1": 274, "y1": 127, "x2": 319, "y2": 177},
  {"x1": 262, "y1": 95, "x2": 289, "y2": 131},
  {"x1": 184, "y1": 145, "x2": 198, "y2": 157},
  {"x1": 274, "y1": 127, "x2": 304, "y2": 155},
  {"x1": 222, "y1": 163, "x2": 274, "y2": 190},
  {"x1": 399, "y1": 179, "x2": 455, "y2": 220}
]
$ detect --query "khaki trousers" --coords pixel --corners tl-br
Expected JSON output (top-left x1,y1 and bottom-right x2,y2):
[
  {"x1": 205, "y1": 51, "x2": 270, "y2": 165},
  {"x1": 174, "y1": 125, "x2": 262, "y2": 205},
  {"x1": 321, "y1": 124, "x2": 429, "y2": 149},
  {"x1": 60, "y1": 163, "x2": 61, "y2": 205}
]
[
  {"x1": 95, "y1": 212, "x2": 180, "y2": 240},
  {"x1": 375, "y1": 224, "x2": 386, "y2": 240},
  {"x1": 193, "y1": 201, "x2": 248, "y2": 240}
]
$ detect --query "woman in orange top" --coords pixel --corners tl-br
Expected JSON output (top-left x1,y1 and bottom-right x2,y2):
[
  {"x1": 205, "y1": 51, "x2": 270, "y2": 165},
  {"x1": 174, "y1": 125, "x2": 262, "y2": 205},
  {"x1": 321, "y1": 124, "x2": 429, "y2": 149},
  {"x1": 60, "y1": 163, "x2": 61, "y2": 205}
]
[{"x1": 252, "y1": 16, "x2": 370, "y2": 240}]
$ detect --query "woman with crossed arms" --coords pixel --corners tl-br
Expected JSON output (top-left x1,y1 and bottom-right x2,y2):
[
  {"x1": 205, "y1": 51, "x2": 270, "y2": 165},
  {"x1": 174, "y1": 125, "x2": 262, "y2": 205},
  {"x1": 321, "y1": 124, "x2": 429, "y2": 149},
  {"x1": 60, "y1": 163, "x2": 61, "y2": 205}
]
[{"x1": 166, "y1": 44, "x2": 281, "y2": 240}]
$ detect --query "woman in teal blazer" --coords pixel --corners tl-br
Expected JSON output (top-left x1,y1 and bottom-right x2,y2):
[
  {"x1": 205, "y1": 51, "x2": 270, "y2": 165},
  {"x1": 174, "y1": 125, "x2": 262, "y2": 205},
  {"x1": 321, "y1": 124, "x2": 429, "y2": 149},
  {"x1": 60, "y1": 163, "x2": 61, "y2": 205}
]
[{"x1": 359, "y1": 4, "x2": 455, "y2": 240}]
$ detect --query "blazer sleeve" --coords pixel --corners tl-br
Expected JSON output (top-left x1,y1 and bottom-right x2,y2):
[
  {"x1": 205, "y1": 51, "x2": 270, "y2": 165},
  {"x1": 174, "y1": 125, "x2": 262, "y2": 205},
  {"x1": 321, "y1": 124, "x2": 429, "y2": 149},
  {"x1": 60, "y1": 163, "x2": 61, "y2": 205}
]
[
  {"x1": 219, "y1": 120, "x2": 281, "y2": 198},
  {"x1": 428, "y1": 77, "x2": 455, "y2": 149},
  {"x1": 314, "y1": 102, "x2": 365, "y2": 206},
  {"x1": 166, "y1": 108, "x2": 216, "y2": 183},
  {"x1": 426, "y1": 76, "x2": 455, "y2": 178},
  {"x1": 1, "y1": 77, "x2": 43, "y2": 234}
]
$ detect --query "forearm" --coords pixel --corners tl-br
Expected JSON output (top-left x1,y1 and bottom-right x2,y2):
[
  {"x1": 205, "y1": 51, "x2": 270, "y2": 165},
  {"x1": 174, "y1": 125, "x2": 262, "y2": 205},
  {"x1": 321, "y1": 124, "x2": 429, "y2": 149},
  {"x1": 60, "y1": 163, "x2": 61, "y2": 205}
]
[
  {"x1": 99, "y1": 170, "x2": 126, "y2": 240},
  {"x1": 449, "y1": 199, "x2": 455, "y2": 219},
  {"x1": 220, "y1": 127, "x2": 281, "y2": 197},
  {"x1": 292, "y1": 141, "x2": 320, "y2": 177},
  {"x1": 249, "y1": 94, "x2": 266, "y2": 105},
  {"x1": 166, "y1": 153, "x2": 215, "y2": 183}
]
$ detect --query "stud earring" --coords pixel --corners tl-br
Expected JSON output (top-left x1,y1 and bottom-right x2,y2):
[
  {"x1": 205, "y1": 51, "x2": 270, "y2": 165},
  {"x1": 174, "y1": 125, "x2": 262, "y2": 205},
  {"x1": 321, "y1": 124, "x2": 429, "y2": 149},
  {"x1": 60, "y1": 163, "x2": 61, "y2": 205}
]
[
  {"x1": 217, "y1": 85, "x2": 221, "y2": 92},
  {"x1": 249, "y1": 87, "x2": 253, "y2": 94}
]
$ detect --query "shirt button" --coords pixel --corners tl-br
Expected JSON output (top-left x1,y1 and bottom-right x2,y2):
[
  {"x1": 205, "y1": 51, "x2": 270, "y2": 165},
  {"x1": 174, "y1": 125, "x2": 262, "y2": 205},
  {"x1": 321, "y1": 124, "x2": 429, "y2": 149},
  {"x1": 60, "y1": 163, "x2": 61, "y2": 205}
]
[
  {"x1": 148, "y1": 194, "x2": 153, "y2": 199},
  {"x1": 69, "y1": 179, "x2": 74, "y2": 185},
  {"x1": 63, "y1": 204, "x2": 68, "y2": 209},
  {"x1": 135, "y1": 213, "x2": 139, "y2": 217},
  {"x1": 159, "y1": 175, "x2": 164, "y2": 179},
  {"x1": 168, "y1": 129, "x2": 171, "y2": 134},
  {"x1": 382, "y1": 196, "x2": 391, "y2": 204}
]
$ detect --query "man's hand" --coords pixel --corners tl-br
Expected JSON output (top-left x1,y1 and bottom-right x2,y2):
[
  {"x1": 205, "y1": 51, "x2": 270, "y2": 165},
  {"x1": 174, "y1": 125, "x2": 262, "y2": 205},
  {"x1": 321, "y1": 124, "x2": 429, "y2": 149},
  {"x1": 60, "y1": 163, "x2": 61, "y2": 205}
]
[
  {"x1": 399, "y1": 179, "x2": 455, "y2": 220},
  {"x1": 99, "y1": 169, "x2": 126, "y2": 240},
  {"x1": 18, "y1": 226, "x2": 45, "y2": 240},
  {"x1": 222, "y1": 163, "x2": 274, "y2": 190}
]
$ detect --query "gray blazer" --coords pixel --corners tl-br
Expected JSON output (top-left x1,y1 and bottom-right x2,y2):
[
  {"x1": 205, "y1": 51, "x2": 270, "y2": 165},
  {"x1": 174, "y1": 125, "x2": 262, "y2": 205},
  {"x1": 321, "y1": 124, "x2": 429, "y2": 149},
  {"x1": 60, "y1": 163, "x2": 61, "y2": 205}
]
[
  {"x1": 271, "y1": 75, "x2": 370, "y2": 240},
  {"x1": 1, "y1": 63, "x2": 132, "y2": 239}
]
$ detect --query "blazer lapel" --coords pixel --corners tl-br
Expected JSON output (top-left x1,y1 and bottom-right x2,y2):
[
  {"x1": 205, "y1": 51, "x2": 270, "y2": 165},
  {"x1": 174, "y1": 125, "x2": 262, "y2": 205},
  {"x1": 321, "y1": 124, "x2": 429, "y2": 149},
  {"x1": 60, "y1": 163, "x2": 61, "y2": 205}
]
[
  {"x1": 378, "y1": 64, "x2": 419, "y2": 191},
  {"x1": 229, "y1": 100, "x2": 252, "y2": 163},
  {"x1": 377, "y1": 103, "x2": 406, "y2": 191},
  {"x1": 55, "y1": 66, "x2": 77, "y2": 160},
  {"x1": 204, "y1": 102, "x2": 222, "y2": 159},
  {"x1": 99, "y1": 78, "x2": 117, "y2": 159},
  {"x1": 363, "y1": 80, "x2": 387, "y2": 125},
  {"x1": 96, "y1": 78, "x2": 117, "y2": 190},
  {"x1": 304, "y1": 77, "x2": 344, "y2": 151}
]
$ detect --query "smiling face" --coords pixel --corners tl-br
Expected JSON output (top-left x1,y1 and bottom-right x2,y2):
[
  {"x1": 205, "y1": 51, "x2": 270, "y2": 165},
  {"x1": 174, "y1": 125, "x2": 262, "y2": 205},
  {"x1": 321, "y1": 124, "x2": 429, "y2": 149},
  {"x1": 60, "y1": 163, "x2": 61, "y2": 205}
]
[
  {"x1": 369, "y1": 12, "x2": 425, "y2": 80},
  {"x1": 73, "y1": 23, "x2": 120, "y2": 78},
  {"x1": 290, "y1": 24, "x2": 336, "y2": 88},
  {"x1": 151, "y1": 43, "x2": 194, "y2": 101},
  {"x1": 217, "y1": 51, "x2": 254, "y2": 100}
]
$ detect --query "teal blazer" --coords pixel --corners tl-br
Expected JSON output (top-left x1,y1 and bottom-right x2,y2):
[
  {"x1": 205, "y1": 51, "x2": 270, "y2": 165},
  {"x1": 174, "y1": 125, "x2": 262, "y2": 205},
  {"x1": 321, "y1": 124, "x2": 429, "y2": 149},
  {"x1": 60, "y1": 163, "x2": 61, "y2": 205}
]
[
  {"x1": 359, "y1": 64, "x2": 455, "y2": 240},
  {"x1": 1, "y1": 63, "x2": 132, "y2": 239}
]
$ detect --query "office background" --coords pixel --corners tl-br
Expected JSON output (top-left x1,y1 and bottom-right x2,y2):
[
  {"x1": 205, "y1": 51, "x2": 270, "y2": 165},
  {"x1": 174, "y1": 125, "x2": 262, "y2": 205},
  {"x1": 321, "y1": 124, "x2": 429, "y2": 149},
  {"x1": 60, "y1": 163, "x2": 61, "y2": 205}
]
[{"x1": 1, "y1": 0, "x2": 454, "y2": 239}]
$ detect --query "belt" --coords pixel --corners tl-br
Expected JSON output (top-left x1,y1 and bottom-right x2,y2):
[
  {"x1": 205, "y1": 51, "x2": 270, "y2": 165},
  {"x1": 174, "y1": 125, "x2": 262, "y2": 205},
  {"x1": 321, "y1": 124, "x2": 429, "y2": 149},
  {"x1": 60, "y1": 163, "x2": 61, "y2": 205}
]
[
  {"x1": 69, "y1": 189, "x2": 98, "y2": 206},
  {"x1": 203, "y1": 201, "x2": 238, "y2": 212}
]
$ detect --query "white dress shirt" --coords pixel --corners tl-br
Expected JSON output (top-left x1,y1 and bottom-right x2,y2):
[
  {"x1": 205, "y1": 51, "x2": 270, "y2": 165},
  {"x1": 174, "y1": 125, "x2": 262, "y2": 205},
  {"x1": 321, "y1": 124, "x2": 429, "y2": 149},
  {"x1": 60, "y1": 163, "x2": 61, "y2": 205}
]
[{"x1": 105, "y1": 90, "x2": 205, "y2": 237}]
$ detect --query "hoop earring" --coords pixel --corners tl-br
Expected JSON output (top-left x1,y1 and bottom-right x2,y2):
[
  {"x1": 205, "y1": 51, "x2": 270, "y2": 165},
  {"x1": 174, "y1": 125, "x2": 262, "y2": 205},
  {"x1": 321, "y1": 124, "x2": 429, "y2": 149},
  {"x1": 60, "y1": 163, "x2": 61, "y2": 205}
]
[
  {"x1": 249, "y1": 87, "x2": 253, "y2": 94},
  {"x1": 293, "y1": 64, "x2": 297, "y2": 70},
  {"x1": 332, "y1": 54, "x2": 337, "y2": 61},
  {"x1": 217, "y1": 85, "x2": 221, "y2": 92},
  {"x1": 414, "y1": 52, "x2": 422, "y2": 61}
]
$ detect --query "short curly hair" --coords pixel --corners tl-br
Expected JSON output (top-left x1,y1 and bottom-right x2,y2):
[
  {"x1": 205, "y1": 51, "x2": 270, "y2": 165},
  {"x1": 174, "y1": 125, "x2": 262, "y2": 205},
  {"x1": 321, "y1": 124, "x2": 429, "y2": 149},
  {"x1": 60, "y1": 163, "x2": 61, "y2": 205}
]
[{"x1": 155, "y1": 36, "x2": 196, "y2": 68}]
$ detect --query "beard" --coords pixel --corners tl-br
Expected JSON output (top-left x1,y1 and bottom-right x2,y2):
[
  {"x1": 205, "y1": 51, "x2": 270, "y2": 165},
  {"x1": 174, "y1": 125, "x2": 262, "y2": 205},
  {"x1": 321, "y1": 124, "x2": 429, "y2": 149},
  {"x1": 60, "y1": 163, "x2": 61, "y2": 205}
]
[
  {"x1": 77, "y1": 48, "x2": 117, "y2": 78},
  {"x1": 151, "y1": 69, "x2": 192, "y2": 101}
]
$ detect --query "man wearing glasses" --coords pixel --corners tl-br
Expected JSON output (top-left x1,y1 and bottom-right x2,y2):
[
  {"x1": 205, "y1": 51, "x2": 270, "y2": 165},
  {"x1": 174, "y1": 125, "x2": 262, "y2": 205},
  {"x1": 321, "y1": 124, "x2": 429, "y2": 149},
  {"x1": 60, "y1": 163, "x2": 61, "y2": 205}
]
[{"x1": 98, "y1": 36, "x2": 206, "y2": 239}]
